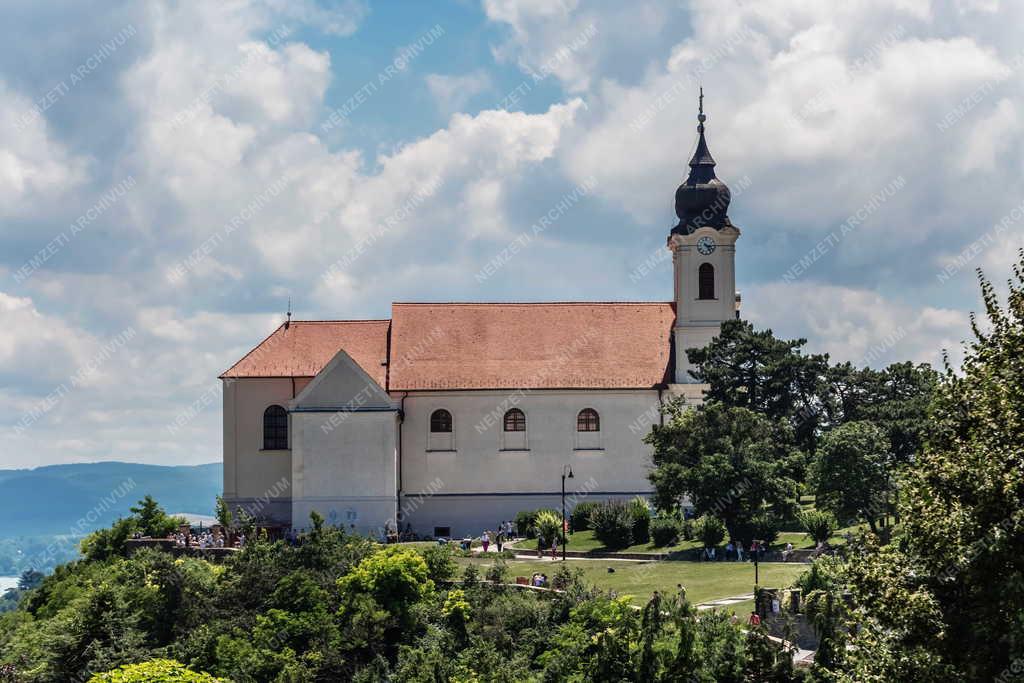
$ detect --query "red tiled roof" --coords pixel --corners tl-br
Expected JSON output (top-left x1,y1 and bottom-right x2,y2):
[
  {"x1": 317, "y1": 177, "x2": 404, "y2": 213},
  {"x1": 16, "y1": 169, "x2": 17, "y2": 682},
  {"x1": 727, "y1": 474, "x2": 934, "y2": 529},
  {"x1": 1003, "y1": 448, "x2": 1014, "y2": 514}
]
[
  {"x1": 388, "y1": 302, "x2": 675, "y2": 390},
  {"x1": 222, "y1": 303, "x2": 676, "y2": 390},
  {"x1": 220, "y1": 320, "x2": 390, "y2": 386}
]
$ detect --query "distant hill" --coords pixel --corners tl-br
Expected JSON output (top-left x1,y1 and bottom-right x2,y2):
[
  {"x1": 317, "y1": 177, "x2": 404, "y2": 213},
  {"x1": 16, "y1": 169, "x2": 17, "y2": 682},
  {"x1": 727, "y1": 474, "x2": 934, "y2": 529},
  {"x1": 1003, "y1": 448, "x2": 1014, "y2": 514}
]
[{"x1": 0, "y1": 462, "x2": 221, "y2": 537}]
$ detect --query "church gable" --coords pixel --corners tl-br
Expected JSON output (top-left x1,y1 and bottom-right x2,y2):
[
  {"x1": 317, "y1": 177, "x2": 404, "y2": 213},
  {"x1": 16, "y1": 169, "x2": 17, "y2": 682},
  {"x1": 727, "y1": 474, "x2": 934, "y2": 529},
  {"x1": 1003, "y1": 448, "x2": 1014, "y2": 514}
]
[{"x1": 290, "y1": 347, "x2": 393, "y2": 411}]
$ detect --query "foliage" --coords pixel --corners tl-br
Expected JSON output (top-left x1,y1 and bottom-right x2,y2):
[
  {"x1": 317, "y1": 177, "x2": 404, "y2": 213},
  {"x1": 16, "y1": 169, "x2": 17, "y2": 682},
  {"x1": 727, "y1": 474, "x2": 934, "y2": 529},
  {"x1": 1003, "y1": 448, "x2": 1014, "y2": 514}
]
[
  {"x1": 129, "y1": 495, "x2": 183, "y2": 539},
  {"x1": 569, "y1": 501, "x2": 599, "y2": 532},
  {"x1": 629, "y1": 496, "x2": 651, "y2": 544},
  {"x1": 797, "y1": 509, "x2": 837, "y2": 545},
  {"x1": 88, "y1": 658, "x2": 227, "y2": 682},
  {"x1": 647, "y1": 401, "x2": 801, "y2": 542},
  {"x1": 418, "y1": 543, "x2": 457, "y2": 582},
  {"x1": 588, "y1": 501, "x2": 634, "y2": 549},
  {"x1": 514, "y1": 510, "x2": 537, "y2": 538},
  {"x1": 692, "y1": 515, "x2": 726, "y2": 549},
  {"x1": 337, "y1": 546, "x2": 434, "y2": 623},
  {"x1": 649, "y1": 516, "x2": 681, "y2": 548},
  {"x1": 0, "y1": 495, "x2": 812, "y2": 682},
  {"x1": 80, "y1": 497, "x2": 185, "y2": 562},
  {"x1": 811, "y1": 420, "x2": 892, "y2": 531},
  {"x1": 817, "y1": 254, "x2": 1024, "y2": 681},
  {"x1": 533, "y1": 510, "x2": 562, "y2": 549},
  {"x1": 213, "y1": 496, "x2": 232, "y2": 530}
]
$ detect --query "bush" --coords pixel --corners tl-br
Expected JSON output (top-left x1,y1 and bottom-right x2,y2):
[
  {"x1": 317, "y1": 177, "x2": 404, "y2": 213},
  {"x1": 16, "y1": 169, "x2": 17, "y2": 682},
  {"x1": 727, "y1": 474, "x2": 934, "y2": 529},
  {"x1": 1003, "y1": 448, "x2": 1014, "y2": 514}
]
[
  {"x1": 681, "y1": 517, "x2": 694, "y2": 541},
  {"x1": 650, "y1": 517, "x2": 681, "y2": 547},
  {"x1": 589, "y1": 501, "x2": 633, "y2": 549},
  {"x1": 732, "y1": 513, "x2": 781, "y2": 546},
  {"x1": 798, "y1": 509, "x2": 837, "y2": 545},
  {"x1": 693, "y1": 516, "x2": 726, "y2": 549},
  {"x1": 88, "y1": 659, "x2": 228, "y2": 682},
  {"x1": 420, "y1": 543, "x2": 457, "y2": 582},
  {"x1": 534, "y1": 510, "x2": 562, "y2": 549},
  {"x1": 515, "y1": 510, "x2": 538, "y2": 538},
  {"x1": 570, "y1": 501, "x2": 599, "y2": 531},
  {"x1": 629, "y1": 497, "x2": 651, "y2": 544}
]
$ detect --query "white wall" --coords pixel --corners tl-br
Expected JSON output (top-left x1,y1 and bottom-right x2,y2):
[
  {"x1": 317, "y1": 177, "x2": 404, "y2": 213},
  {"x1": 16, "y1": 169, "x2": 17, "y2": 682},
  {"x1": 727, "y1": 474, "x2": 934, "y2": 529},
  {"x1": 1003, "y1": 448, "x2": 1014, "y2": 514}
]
[
  {"x1": 397, "y1": 389, "x2": 662, "y2": 537},
  {"x1": 290, "y1": 409, "x2": 399, "y2": 535},
  {"x1": 222, "y1": 376, "x2": 310, "y2": 526}
]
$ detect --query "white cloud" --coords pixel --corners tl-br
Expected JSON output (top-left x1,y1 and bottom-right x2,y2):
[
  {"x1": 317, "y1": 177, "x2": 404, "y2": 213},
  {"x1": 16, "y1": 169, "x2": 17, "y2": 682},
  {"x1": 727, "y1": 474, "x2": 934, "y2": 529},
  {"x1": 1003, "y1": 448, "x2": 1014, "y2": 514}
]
[
  {"x1": 0, "y1": 80, "x2": 88, "y2": 216},
  {"x1": 425, "y1": 70, "x2": 492, "y2": 114}
]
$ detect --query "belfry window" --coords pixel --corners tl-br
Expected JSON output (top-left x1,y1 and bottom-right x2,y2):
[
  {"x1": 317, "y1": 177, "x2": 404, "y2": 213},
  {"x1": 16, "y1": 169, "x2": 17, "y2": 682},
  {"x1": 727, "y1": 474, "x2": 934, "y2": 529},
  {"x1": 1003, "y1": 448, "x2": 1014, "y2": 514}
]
[
  {"x1": 263, "y1": 405, "x2": 288, "y2": 450},
  {"x1": 503, "y1": 408, "x2": 526, "y2": 432},
  {"x1": 430, "y1": 409, "x2": 453, "y2": 433},
  {"x1": 698, "y1": 263, "x2": 715, "y2": 300},
  {"x1": 577, "y1": 408, "x2": 600, "y2": 432}
]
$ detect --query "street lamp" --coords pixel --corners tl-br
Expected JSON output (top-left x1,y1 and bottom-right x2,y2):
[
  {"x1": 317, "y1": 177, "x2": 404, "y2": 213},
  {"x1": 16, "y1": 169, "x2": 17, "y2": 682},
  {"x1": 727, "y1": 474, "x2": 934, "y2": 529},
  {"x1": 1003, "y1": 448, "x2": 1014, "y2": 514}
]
[{"x1": 561, "y1": 465, "x2": 574, "y2": 562}]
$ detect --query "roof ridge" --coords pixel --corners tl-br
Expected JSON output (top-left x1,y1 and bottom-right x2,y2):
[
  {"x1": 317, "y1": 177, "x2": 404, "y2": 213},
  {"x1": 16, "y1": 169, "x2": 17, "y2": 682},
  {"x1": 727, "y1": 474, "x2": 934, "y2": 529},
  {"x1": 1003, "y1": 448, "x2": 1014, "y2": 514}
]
[
  {"x1": 391, "y1": 301, "x2": 673, "y2": 306},
  {"x1": 287, "y1": 319, "x2": 391, "y2": 324}
]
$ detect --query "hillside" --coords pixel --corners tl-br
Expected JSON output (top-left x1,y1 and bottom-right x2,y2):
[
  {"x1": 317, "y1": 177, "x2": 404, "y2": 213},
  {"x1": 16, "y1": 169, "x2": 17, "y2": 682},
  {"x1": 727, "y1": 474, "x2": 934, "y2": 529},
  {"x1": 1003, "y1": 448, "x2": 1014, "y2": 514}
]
[{"x1": 0, "y1": 461, "x2": 221, "y2": 537}]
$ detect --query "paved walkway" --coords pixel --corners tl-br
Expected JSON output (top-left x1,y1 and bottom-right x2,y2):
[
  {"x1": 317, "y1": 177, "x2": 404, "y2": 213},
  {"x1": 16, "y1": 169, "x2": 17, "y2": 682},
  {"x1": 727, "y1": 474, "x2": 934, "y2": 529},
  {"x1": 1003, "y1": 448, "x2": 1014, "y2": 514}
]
[{"x1": 695, "y1": 593, "x2": 753, "y2": 610}]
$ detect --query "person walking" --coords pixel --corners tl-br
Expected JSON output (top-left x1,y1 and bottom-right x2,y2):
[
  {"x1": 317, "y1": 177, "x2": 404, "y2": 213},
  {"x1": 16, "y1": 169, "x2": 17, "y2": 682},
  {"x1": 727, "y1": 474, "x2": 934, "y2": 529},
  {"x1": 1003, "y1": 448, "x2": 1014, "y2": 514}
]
[
  {"x1": 481, "y1": 530, "x2": 490, "y2": 553},
  {"x1": 496, "y1": 528, "x2": 504, "y2": 553}
]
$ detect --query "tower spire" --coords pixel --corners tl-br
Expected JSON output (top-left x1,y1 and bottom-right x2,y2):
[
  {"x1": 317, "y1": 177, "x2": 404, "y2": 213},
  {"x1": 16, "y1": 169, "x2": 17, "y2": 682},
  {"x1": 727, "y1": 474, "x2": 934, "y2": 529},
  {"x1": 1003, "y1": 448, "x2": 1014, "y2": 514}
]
[
  {"x1": 688, "y1": 87, "x2": 716, "y2": 179},
  {"x1": 285, "y1": 297, "x2": 292, "y2": 329}
]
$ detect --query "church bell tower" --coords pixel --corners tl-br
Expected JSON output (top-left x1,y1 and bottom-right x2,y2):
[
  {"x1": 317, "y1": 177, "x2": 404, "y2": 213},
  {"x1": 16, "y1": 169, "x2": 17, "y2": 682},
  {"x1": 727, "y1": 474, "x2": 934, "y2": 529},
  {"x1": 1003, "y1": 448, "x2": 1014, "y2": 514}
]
[{"x1": 669, "y1": 90, "x2": 740, "y2": 385}]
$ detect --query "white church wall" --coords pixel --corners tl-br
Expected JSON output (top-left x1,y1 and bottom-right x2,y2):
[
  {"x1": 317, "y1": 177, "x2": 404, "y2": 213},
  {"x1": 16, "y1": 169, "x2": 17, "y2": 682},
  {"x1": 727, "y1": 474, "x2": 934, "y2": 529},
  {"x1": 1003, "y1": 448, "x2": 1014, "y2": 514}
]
[
  {"x1": 397, "y1": 389, "x2": 662, "y2": 537},
  {"x1": 222, "y1": 377, "x2": 308, "y2": 526},
  {"x1": 290, "y1": 409, "x2": 399, "y2": 535}
]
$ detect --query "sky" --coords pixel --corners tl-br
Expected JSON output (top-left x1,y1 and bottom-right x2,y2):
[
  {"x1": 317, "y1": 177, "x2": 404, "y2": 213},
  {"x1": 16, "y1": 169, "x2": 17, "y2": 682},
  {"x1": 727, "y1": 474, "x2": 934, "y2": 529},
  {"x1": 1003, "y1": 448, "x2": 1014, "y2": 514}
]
[{"x1": 1, "y1": 0, "x2": 1022, "y2": 468}]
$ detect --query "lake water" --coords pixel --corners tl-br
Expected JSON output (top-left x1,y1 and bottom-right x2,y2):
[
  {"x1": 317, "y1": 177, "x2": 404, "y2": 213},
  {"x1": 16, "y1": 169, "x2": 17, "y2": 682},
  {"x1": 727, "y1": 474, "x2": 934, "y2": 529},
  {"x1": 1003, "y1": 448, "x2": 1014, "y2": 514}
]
[{"x1": 0, "y1": 576, "x2": 19, "y2": 592}]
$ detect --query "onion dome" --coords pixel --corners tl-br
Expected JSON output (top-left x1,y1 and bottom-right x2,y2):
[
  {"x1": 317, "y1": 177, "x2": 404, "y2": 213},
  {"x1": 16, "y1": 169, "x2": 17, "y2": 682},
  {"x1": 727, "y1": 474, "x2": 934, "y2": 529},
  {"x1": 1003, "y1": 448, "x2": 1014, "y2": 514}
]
[{"x1": 672, "y1": 89, "x2": 732, "y2": 235}]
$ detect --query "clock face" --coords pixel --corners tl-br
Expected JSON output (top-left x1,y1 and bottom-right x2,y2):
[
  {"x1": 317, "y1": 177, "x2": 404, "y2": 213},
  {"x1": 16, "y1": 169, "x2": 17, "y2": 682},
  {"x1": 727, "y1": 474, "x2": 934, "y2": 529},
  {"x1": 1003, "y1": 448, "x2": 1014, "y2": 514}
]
[{"x1": 696, "y1": 236, "x2": 716, "y2": 255}]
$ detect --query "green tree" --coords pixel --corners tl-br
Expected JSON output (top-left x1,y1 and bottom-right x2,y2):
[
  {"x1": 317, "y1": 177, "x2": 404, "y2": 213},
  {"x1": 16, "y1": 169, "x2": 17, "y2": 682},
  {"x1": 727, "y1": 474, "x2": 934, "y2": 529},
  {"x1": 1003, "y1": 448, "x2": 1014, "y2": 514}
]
[
  {"x1": 797, "y1": 509, "x2": 836, "y2": 545},
  {"x1": 89, "y1": 658, "x2": 227, "y2": 682},
  {"x1": 830, "y1": 254, "x2": 1024, "y2": 681},
  {"x1": 687, "y1": 319, "x2": 830, "y2": 453},
  {"x1": 811, "y1": 420, "x2": 891, "y2": 531},
  {"x1": 647, "y1": 401, "x2": 801, "y2": 542},
  {"x1": 129, "y1": 495, "x2": 181, "y2": 538}
]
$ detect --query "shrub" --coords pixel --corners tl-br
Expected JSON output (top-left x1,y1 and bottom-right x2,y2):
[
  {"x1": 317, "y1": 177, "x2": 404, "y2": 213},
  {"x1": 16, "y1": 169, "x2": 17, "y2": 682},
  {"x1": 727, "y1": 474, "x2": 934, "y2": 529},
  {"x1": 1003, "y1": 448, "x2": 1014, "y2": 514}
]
[
  {"x1": 534, "y1": 510, "x2": 562, "y2": 549},
  {"x1": 732, "y1": 513, "x2": 781, "y2": 546},
  {"x1": 798, "y1": 509, "x2": 837, "y2": 545},
  {"x1": 88, "y1": 659, "x2": 227, "y2": 682},
  {"x1": 570, "y1": 501, "x2": 599, "y2": 531},
  {"x1": 420, "y1": 543, "x2": 457, "y2": 582},
  {"x1": 681, "y1": 517, "x2": 694, "y2": 541},
  {"x1": 589, "y1": 501, "x2": 633, "y2": 549},
  {"x1": 693, "y1": 516, "x2": 726, "y2": 549},
  {"x1": 629, "y1": 497, "x2": 651, "y2": 544},
  {"x1": 485, "y1": 558, "x2": 509, "y2": 585},
  {"x1": 515, "y1": 510, "x2": 538, "y2": 538},
  {"x1": 650, "y1": 517, "x2": 681, "y2": 547}
]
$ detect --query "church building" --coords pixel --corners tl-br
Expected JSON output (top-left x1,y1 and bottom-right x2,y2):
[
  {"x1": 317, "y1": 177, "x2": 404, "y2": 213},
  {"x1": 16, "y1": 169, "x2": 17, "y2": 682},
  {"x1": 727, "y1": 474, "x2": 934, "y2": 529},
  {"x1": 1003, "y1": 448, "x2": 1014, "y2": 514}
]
[{"x1": 220, "y1": 97, "x2": 741, "y2": 538}]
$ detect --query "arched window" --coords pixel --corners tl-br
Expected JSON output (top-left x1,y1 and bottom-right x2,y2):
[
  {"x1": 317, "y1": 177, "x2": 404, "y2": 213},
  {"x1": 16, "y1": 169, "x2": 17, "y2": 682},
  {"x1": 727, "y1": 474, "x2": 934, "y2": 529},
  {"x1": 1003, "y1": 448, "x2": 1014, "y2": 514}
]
[
  {"x1": 698, "y1": 262, "x2": 715, "y2": 300},
  {"x1": 430, "y1": 409, "x2": 452, "y2": 433},
  {"x1": 577, "y1": 408, "x2": 600, "y2": 432},
  {"x1": 263, "y1": 405, "x2": 288, "y2": 450},
  {"x1": 503, "y1": 408, "x2": 526, "y2": 432}
]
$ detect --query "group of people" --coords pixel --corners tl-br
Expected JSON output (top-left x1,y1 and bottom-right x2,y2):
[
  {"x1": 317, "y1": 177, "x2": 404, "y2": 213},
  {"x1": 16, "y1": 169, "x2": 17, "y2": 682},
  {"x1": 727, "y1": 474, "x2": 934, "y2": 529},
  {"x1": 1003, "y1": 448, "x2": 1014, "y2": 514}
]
[
  {"x1": 480, "y1": 521, "x2": 516, "y2": 553},
  {"x1": 170, "y1": 529, "x2": 244, "y2": 549},
  {"x1": 530, "y1": 572, "x2": 548, "y2": 587},
  {"x1": 705, "y1": 540, "x2": 772, "y2": 562}
]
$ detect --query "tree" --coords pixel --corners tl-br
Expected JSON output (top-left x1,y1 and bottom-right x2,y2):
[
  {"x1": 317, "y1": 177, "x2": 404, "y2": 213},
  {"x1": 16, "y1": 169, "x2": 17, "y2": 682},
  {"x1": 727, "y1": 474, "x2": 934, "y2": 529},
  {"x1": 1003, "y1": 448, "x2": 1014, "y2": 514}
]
[
  {"x1": 88, "y1": 659, "x2": 228, "y2": 682},
  {"x1": 692, "y1": 515, "x2": 726, "y2": 550},
  {"x1": 129, "y1": 495, "x2": 181, "y2": 538},
  {"x1": 797, "y1": 510, "x2": 836, "y2": 545},
  {"x1": 213, "y1": 496, "x2": 233, "y2": 530},
  {"x1": 810, "y1": 421, "x2": 890, "y2": 531},
  {"x1": 17, "y1": 570, "x2": 44, "y2": 591},
  {"x1": 830, "y1": 254, "x2": 1024, "y2": 681},
  {"x1": 687, "y1": 319, "x2": 830, "y2": 453},
  {"x1": 646, "y1": 401, "x2": 801, "y2": 542}
]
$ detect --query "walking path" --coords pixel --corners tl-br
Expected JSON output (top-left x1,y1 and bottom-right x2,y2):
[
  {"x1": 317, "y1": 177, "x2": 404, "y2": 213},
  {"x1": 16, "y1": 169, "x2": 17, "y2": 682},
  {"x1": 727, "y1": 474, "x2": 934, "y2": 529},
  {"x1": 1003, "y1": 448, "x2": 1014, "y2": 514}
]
[{"x1": 695, "y1": 593, "x2": 753, "y2": 610}]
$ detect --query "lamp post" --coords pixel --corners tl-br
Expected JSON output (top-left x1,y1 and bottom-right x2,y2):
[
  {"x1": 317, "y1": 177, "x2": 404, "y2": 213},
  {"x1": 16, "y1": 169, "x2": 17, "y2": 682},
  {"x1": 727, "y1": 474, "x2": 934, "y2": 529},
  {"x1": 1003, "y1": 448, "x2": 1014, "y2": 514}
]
[{"x1": 561, "y1": 465, "x2": 574, "y2": 562}]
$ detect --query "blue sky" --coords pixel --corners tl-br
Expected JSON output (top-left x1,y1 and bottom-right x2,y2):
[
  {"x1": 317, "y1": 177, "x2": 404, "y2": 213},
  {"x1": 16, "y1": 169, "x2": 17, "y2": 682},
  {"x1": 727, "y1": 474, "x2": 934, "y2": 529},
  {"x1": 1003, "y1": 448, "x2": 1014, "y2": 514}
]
[{"x1": 1, "y1": 0, "x2": 1021, "y2": 467}]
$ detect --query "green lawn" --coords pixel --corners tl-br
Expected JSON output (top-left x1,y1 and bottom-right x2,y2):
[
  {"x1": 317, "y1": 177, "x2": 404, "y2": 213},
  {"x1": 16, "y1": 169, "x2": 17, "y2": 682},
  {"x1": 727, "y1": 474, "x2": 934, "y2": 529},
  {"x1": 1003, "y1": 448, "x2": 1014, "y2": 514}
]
[{"x1": 456, "y1": 556, "x2": 806, "y2": 607}]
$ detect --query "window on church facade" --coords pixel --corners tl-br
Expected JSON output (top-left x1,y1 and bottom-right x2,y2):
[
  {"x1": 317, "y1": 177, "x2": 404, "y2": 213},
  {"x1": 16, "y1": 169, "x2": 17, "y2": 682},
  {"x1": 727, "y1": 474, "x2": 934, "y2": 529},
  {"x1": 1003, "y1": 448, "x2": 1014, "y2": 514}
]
[
  {"x1": 503, "y1": 408, "x2": 526, "y2": 432},
  {"x1": 430, "y1": 409, "x2": 452, "y2": 432},
  {"x1": 577, "y1": 408, "x2": 600, "y2": 432},
  {"x1": 263, "y1": 405, "x2": 288, "y2": 450},
  {"x1": 698, "y1": 262, "x2": 715, "y2": 300}
]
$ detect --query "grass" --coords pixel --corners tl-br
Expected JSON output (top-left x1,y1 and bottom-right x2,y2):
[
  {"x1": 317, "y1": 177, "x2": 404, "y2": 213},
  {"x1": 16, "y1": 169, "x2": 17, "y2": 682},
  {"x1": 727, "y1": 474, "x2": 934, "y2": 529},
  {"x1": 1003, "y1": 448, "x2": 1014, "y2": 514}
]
[{"x1": 456, "y1": 556, "x2": 806, "y2": 607}]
